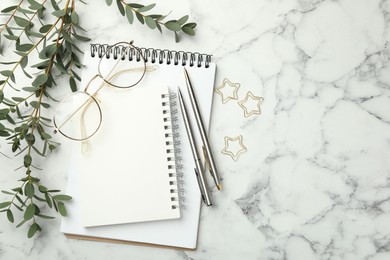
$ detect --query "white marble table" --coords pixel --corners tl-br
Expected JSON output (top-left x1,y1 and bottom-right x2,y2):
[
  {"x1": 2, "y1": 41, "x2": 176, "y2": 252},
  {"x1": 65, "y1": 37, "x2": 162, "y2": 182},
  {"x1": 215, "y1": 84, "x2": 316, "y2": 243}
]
[{"x1": 1, "y1": 0, "x2": 390, "y2": 259}]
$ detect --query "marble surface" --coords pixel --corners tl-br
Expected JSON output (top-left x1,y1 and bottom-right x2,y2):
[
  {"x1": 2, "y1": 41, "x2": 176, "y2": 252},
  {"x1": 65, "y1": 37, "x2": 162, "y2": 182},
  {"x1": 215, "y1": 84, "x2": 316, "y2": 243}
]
[{"x1": 1, "y1": 0, "x2": 390, "y2": 259}]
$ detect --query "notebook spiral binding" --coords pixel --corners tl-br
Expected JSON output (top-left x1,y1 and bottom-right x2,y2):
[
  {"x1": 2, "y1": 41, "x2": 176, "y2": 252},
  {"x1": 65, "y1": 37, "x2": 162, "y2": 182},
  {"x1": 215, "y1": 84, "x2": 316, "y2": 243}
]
[
  {"x1": 161, "y1": 92, "x2": 185, "y2": 210},
  {"x1": 90, "y1": 43, "x2": 212, "y2": 68}
]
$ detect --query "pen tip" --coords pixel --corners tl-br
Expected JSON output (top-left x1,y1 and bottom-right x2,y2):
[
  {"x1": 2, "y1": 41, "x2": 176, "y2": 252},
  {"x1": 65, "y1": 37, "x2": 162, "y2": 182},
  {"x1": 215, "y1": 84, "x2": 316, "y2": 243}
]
[{"x1": 217, "y1": 184, "x2": 222, "y2": 190}]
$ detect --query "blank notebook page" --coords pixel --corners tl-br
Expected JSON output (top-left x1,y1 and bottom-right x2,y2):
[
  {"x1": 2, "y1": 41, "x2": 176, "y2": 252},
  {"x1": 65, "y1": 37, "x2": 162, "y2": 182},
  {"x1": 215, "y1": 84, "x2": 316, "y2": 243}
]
[{"x1": 78, "y1": 85, "x2": 180, "y2": 227}]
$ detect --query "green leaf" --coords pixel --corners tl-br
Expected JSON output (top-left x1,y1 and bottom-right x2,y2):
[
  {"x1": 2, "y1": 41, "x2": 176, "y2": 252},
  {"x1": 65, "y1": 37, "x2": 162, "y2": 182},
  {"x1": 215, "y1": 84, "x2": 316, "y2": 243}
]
[
  {"x1": 39, "y1": 44, "x2": 57, "y2": 59},
  {"x1": 156, "y1": 23, "x2": 162, "y2": 34},
  {"x1": 31, "y1": 60, "x2": 50, "y2": 69},
  {"x1": 0, "y1": 61, "x2": 17, "y2": 65},
  {"x1": 105, "y1": 0, "x2": 113, "y2": 6},
  {"x1": 69, "y1": 77, "x2": 77, "y2": 92},
  {"x1": 50, "y1": 0, "x2": 59, "y2": 10},
  {"x1": 41, "y1": 102, "x2": 50, "y2": 109},
  {"x1": 62, "y1": 30, "x2": 74, "y2": 44},
  {"x1": 129, "y1": 3, "x2": 144, "y2": 8},
  {"x1": 1, "y1": 5, "x2": 17, "y2": 13},
  {"x1": 29, "y1": 101, "x2": 39, "y2": 109},
  {"x1": 7, "y1": 209, "x2": 14, "y2": 223},
  {"x1": 136, "y1": 12, "x2": 144, "y2": 24},
  {"x1": 52, "y1": 195, "x2": 72, "y2": 201},
  {"x1": 125, "y1": 5, "x2": 134, "y2": 24},
  {"x1": 14, "y1": 16, "x2": 30, "y2": 27},
  {"x1": 20, "y1": 56, "x2": 28, "y2": 69},
  {"x1": 116, "y1": 0, "x2": 125, "y2": 16},
  {"x1": 24, "y1": 204, "x2": 35, "y2": 220},
  {"x1": 39, "y1": 24, "x2": 52, "y2": 33},
  {"x1": 184, "y1": 22, "x2": 197, "y2": 29},
  {"x1": 138, "y1": 4, "x2": 156, "y2": 12},
  {"x1": 52, "y1": 9, "x2": 66, "y2": 17},
  {"x1": 4, "y1": 34, "x2": 19, "y2": 41},
  {"x1": 22, "y1": 86, "x2": 40, "y2": 92},
  {"x1": 45, "y1": 193, "x2": 52, "y2": 208},
  {"x1": 36, "y1": 214, "x2": 55, "y2": 219},
  {"x1": 71, "y1": 11, "x2": 79, "y2": 24},
  {"x1": 32, "y1": 74, "x2": 48, "y2": 87},
  {"x1": 145, "y1": 16, "x2": 156, "y2": 29},
  {"x1": 177, "y1": 15, "x2": 189, "y2": 25},
  {"x1": 25, "y1": 182, "x2": 35, "y2": 198},
  {"x1": 0, "y1": 130, "x2": 10, "y2": 137},
  {"x1": 16, "y1": 219, "x2": 27, "y2": 228},
  {"x1": 72, "y1": 31, "x2": 90, "y2": 41},
  {"x1": 1, "y1": 190, "x2": 14, "y2": 195},
  {"x1": 27, "y1": 223, "x2": 40, "y2": 238},
  {"x1": 182, "y1": 26, "x2": 195, "y2": 36},
  {"x1": 58, "y1": 202, "x2": 67, "y2": 216},
  {"x1": 18, "y1": 8, "x2": 35, "y2": 14},
  {"x1": 16, "y1": 44, "x2": 34, "y2": 52},
  {"x1": 0, "y1": 89, "x2": 3, "y2": 103},
  {"x1": 165, "y1": 21, "x2": 181, "y2": 31},
  {"x1": 28, "y1": 0, "x2": 43, "y2": 9},
  {"x1": 0, "y1": 201, "x2": 11, "y2": 209},
  {"x1": 0, "y1": 70, "x2": 13, "y2": 77}
]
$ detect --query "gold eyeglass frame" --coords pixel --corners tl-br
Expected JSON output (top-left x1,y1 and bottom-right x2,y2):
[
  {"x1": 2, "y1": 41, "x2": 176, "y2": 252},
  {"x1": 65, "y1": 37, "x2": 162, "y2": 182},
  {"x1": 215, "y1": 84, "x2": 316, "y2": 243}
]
[{"x1": 53, "y1": 41, "x2": 148, "y2": 141}]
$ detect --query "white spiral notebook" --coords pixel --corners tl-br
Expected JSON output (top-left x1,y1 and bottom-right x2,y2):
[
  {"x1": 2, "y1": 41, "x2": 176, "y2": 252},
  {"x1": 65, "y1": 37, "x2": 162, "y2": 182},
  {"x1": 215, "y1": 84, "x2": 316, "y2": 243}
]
[{"x1": 60, "y1": 43, "x2": 216, "y2": 249}]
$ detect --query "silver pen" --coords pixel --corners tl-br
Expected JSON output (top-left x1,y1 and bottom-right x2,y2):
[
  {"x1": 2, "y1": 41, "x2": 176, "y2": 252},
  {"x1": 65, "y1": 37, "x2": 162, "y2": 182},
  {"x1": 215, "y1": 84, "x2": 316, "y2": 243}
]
[
  {"x1": 183, "y1": 68, "x2": 222, "y2": 190},
  {"x1": 177, "y1": 88, "x2": 212, "y2": 206}
]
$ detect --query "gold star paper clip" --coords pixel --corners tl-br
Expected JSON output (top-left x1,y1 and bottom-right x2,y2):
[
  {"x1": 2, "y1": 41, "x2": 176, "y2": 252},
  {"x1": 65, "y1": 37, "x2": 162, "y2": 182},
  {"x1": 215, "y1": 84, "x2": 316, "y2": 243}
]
[
  {"x1": 238, "y1": 91, "x2": 264, "y2": 118},
  {"x1": 215, "y1": 78, "x2": 241, "y2": 104},
  {"x1": 221, "y1": 135, "x2": 247, "y2": 161}
]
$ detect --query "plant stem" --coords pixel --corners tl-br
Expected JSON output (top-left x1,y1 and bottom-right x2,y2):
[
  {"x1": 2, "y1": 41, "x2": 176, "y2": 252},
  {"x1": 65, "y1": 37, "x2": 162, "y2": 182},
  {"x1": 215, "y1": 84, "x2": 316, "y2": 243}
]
[{"x1": 0, "y1": 0, "x2": 25, "y2": 34}]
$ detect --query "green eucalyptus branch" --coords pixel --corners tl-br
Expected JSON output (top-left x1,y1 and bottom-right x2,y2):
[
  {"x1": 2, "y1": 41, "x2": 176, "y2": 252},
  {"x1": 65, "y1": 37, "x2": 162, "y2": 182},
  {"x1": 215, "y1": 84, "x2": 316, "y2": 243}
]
[
  {"x1": 105, "y1": 0, "x2": 197, "y2": 42},
  {"x1": 0, "y1": 0, "x2": 89, "y2": 238}
]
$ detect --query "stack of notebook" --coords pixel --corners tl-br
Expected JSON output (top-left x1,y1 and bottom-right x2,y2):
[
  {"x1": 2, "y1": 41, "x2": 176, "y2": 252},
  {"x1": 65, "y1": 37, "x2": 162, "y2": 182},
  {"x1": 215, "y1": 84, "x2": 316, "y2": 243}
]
[{"x1": 60, "y1": 43, "x2": 216, "y2": 250}]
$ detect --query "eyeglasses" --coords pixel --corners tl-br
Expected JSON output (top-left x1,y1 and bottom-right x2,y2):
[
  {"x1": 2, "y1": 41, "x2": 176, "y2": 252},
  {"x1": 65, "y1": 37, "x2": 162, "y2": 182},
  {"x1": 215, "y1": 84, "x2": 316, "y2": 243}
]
[{"x1": 53, "y1": 41, "x2": 153, "y2": 141}]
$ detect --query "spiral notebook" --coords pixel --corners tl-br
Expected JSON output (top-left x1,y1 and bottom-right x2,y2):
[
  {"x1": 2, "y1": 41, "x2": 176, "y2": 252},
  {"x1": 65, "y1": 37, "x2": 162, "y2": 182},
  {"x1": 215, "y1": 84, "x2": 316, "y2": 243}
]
[{"x1": 61, "y1": 43, "x2": 216, "y2": 249}]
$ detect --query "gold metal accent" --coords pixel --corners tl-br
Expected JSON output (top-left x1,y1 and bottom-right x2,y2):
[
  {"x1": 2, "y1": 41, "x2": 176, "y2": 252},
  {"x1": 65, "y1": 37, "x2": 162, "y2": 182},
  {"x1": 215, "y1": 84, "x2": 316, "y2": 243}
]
[
  {"x1": 214, "y1": 78, "x2": 240, "y2": 104},
  {"x1": 221, "y1": 135, "x2": 247, "y2": 161},
  {"x1": 238, "y1": 91, "x2": 264, "y2": 118}
]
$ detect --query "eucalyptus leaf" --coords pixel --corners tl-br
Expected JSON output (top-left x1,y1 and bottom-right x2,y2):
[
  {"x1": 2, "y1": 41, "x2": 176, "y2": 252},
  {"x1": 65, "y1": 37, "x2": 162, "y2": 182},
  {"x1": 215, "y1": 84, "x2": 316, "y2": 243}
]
[
  {"x1": 25, "y1": 182, "x2": 35, "y2": 198},
  {"x1": 116, "y1": 0, "x2": 125, "y2": 16},
  {"x1": 1, "y1": 5, "x2": 17, "y2": 13},
  {"x1": 182, "y1": 26, "x2": 195, "y2": 36},
  {"x1": 58, "y1": 202, "x2": 67, "y2": 216},
  {"x1": 52, "y1": 195, "x2": 72, "y2": 201},
  {"x1": 0, "y1": 201, "x2": 11, "y2": 209},
  {"x1": 145, "y1": 16, "x2": 157, "y2": 29},
  {"x1": 69, "y1": 77, "x2": 77, "y2": 92},
  {"x1": 7, "y1": 209, "x2": 14, "y2": 223},
  {"x1": 125, "y1": 6, "x2": 134, "y2": 24},
  {"x1": 71, "y1": 12, "x2": 79, "y2": 24},
  {"x1": 52, "y1": 9, "x2": 66, "y2": 17},
  {"x1": 24, "y1": 204, "x2": 35, "y2": 220},
  {"x1": 27, "y1": 223, "x2": 40, "y2": 238},
  {"x1": 177, "y1": 15, "x2": 189, "y2": 25},
  {"x1": 14, "y1": 16, "x2": 30, "y2": 28},
  {"x1": 136, "y1": 12, "x2": 144, "y2": 24},
  {"x1": 138, "y1": 4, "x2": 156, "y2": 13},
  {"x1": 165, "y1": 21, "x2": 181, "y2": 31},
  {"x1": 32, "y1": 74, "x2": 48, "y2": 87},
  {"x1": 39, "y1": 24, "x2": 52, "y2": 33},
  {"x1": 16, "y1": 44, "x2": 34, "y2": 52}
]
